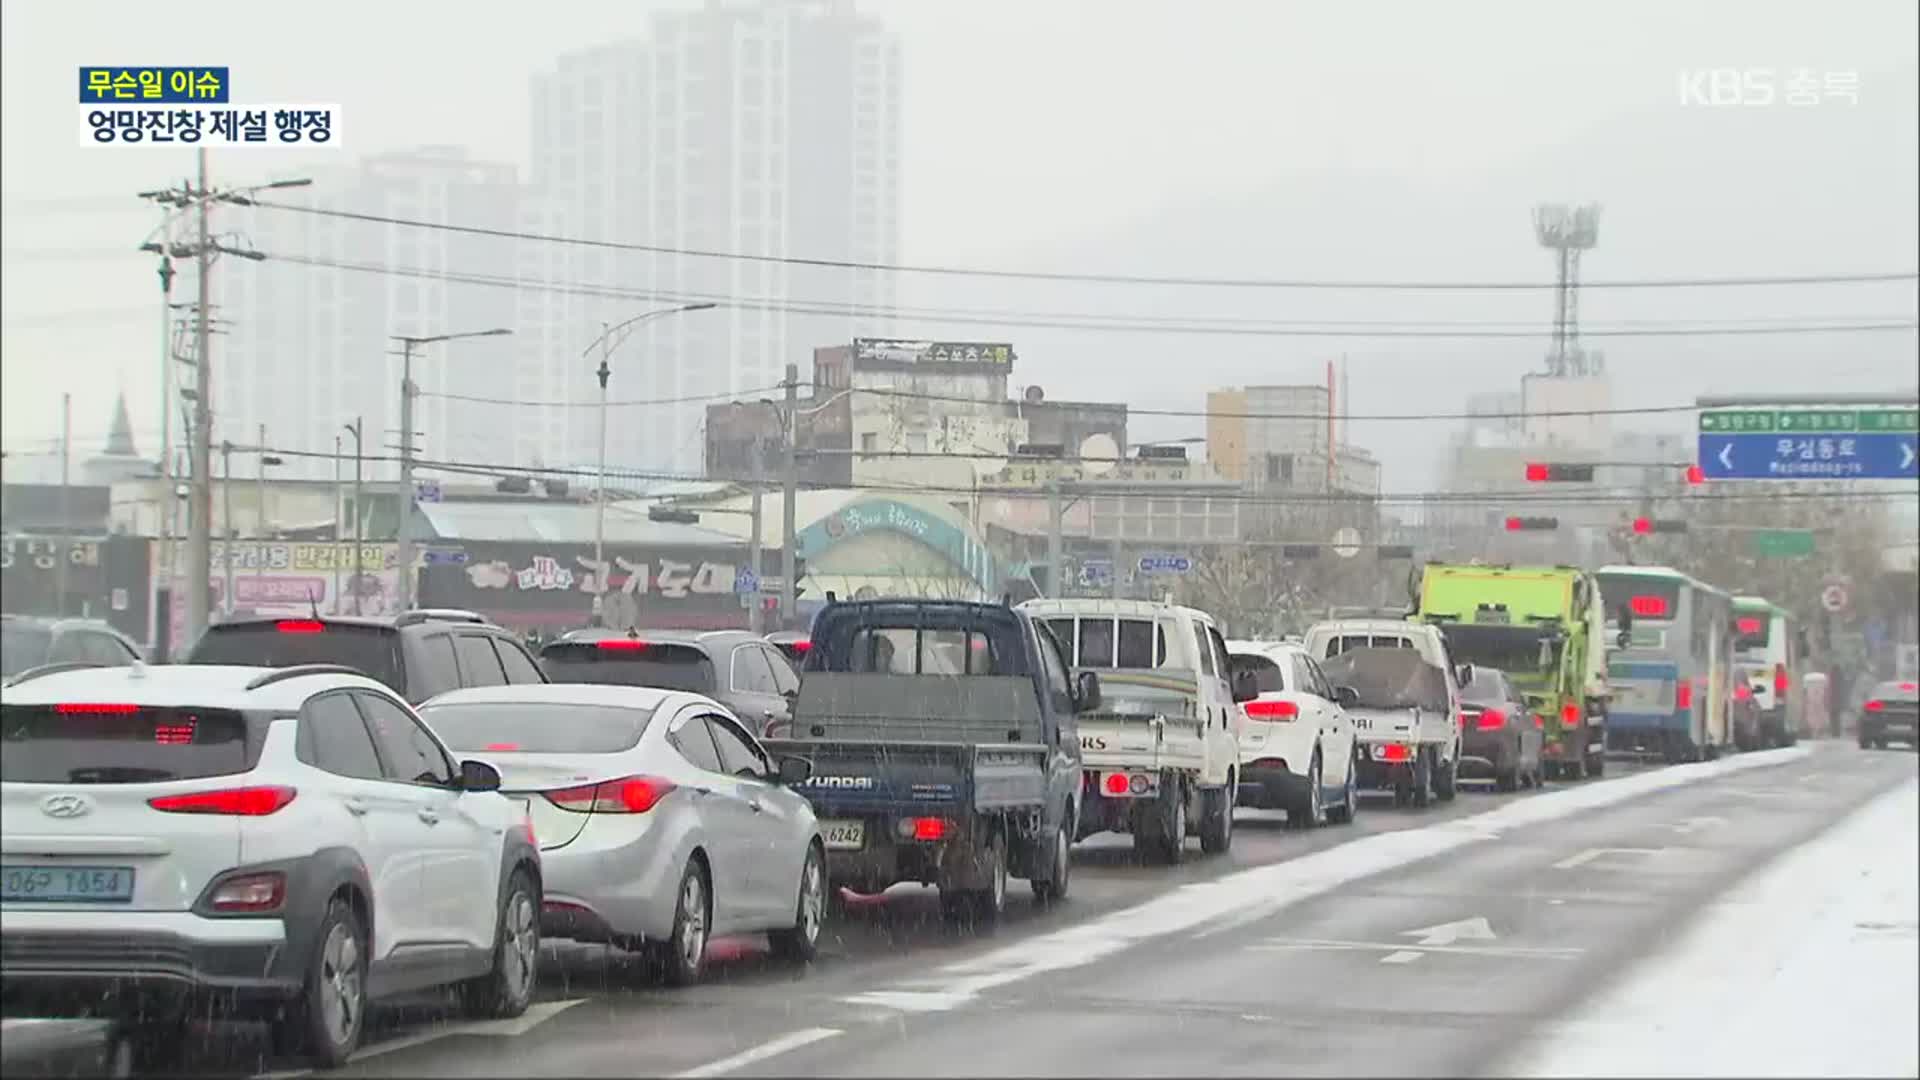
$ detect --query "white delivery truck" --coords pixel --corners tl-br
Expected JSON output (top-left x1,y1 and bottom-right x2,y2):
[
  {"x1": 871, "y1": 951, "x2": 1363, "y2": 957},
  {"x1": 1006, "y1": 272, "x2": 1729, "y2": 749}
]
[
  {"x1": 1303, "y1": 614, "x2": 1465, "y2": 805},
  {"x1": 1018, "y1": 598, "x2": 1241, "y2": 863}
]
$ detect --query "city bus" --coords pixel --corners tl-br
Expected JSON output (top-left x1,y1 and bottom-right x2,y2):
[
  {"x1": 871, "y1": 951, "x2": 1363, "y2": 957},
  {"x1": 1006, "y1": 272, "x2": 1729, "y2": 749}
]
[
  {"x1": 1732, "y1": 595, "x2": 1807, "y2": 744},
  {"x1": 1596, "y1": 565, "x2": 1735, "y2": 763}
]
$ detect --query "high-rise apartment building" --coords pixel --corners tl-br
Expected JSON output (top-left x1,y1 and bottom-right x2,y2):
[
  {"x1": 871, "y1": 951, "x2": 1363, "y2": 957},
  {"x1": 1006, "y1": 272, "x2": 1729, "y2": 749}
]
[{"x1": 532, "y1": 0, "x2": 902, "y2": 476}]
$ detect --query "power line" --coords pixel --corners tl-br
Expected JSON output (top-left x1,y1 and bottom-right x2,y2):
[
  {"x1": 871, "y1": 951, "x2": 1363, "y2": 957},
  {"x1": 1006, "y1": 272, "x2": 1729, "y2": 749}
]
[
  {"x1": 256, "y1": 250, "x2": 1920, "y2": 340},
  {"x1": 420, "y1": 385, "x2": 783, "y2": 410},
  {"x1": 838, "y1": 384, "x2": 1709, "y2": 423},
  {"x1": 251, "y1": 200, "x2": 1920, "y2": 293}
]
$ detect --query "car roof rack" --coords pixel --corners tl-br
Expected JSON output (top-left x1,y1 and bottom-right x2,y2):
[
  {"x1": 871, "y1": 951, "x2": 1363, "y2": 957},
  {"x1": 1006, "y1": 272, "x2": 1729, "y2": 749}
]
[
  {"x1": 395, "y1": 608, "x2": 490, "y2": 627},
  {"x1": 3, "y1": 661, "x2": 111, "y2": 688},
  {"x1": 245, "y1": 664, "x2": 372, "y2": 691}
]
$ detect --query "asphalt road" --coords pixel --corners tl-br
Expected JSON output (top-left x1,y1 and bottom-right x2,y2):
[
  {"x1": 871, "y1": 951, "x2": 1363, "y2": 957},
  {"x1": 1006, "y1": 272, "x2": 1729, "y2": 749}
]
[{"x1": 4, "y1": 742, "x2": 1913, "y2": 1078}]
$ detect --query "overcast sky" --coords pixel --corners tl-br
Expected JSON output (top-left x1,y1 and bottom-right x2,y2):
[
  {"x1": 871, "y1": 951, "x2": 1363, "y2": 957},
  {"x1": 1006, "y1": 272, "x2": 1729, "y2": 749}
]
[{"x1": 3, "y1": 0, "x2": 1915, "y2": 488}]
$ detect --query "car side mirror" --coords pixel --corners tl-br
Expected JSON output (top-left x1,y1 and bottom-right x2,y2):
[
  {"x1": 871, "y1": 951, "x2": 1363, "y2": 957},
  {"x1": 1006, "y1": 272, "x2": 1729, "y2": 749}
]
[
  {"x1": 1075, "y1": 670, "x2": 1102, "y2": 713},
  {"x1": 458, "y1": 758, "x2": 502, "y2": 793},
  {"x1": 1334, "y1": 685, "x2": 1360, "y2": 709},
  {"x1": 782, "y1": 687, "x2": 799, "y2": 703},
  {"x1": 1229, "y1": 670, "x2": 1259, "y2": 704},
  {"x1": 775, "y1": 754, "x2": 812, "y2": 786},
  {"x1": 1454, "y1": 663, "x2": 1474, "y2": 687}
]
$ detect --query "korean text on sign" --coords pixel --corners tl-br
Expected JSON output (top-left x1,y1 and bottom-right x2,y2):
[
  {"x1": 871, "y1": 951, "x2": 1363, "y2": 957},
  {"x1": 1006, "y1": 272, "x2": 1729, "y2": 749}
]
[
  {"x1": 81, "y1": 106, "x2": 340, "y2": 147},
  {"x1": 79, "y1": 67, "x2": 228, "y2": 104}
]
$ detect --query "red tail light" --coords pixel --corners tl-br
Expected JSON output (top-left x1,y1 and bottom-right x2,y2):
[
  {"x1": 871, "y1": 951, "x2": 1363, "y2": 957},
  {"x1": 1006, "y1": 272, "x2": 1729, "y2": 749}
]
[
  {"x1": 1774, "y1": 664, "x2": 1788, "y2": 697},
  {"x1": 209, "y1": 871, "x2": 286, "y2": 912},
  {"x1": 55, "y1": 703, "x2": 140, "y2": 715},
  {"x1": 1380, "y1": 743, "x2": 1410, "y2": 762},
  {"x1": 1475, "y1": 708, "x2": 1507, "y2": 731},
  {"x1": 544, "y1": 775, "x2": 674, "y2": 813},
  {"x1": 1864, "y1": 700, "x2": 1885, "y2": 713},
  {"x1": 1733, "y1": 685, "x2": 1752, "y2": 701},
  {"x1": 1243, "y1": 699, "x2": 1299, "y2": 721},
  {"x1": 1102, "y1": 772, "x2": 1129, "y2": 796},
  {"x1": 596, "y1": 639, "x2": 648, "y2": 651},
  {"x1": 1560, "y1": 702, "x2": 1581, "y2": 730},
  {"x1": 1532, "y1": 713, "x2": 1545, "y2": 729},
  {"x1": 911, "y1": 817, "x2": 950, "y2": 842},
  {"x1": 1901, "y1": 682, "x2": 1918, "y2": 692},
  {"x1": 1676, "y1": 681, "x2": 1694, "y2": 710},
  {"x1": 790, "y1": 639, "x2": 812, "y2": 653},
  {"x1": 149, "y1": 785, "x2": 297, "y2": 816},
  {"x1": 484, "y1": 742, "x2": 521, "y2": 751},
  {"x1": 276, "y1": 620, "x2": 325, "y2": 634},
  {"x1": 1629, "y1": 595, "x2": 1668, "y2": 618}
]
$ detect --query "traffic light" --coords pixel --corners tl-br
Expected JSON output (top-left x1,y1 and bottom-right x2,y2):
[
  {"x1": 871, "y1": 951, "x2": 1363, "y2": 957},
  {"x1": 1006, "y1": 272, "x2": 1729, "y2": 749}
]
[
  {"x1": 1504, "y1": 516, "x2": 1560, "y2": 531},
  {"x1": 1685, "y1": 464, "x2": 1705, "y2": 486},
  {"x1": 1375, "y1": 544, "x2": 1416, "y2": 560},
  {"x1": 1630, "y1": 517, "x2": 1688, "y2": 535},
  {"x1": 1280, "y1": 544, "x2": 1321, "y2": 560},
  {"x1": 647, "y1": 506, "x2": 701, "y2": 524},
  {"x1": 1524, "y1": 462, "x2": 1596, "y2": 483}
]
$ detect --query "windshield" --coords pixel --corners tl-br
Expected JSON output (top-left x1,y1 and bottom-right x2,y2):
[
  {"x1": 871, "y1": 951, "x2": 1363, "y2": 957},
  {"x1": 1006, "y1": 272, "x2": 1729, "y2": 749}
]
[
  {"x1": 0, "y1": 623, "x2": 52, "y2": 678},
  {"x1": 1320, "y1": 647, "x2": 1450, "y2": 712},
  {"x1": 186, "y1": 623, "x2": 406, "y2": 693},
  {"x1": 1, "y1": 704, "x2": 258, "y2": 784},
  {"x1": 1043, "y1": 616, "x2": 1168, "y2": 669},
  {"x1": 1462, "y1": 669, "x2": 1511, "y2": 705},
  {"x1": 419, "y1": 701, "x2": 658, "y2": 754},
  {"x1": 539, "y1": 641, "x2": 715, "y2": 693},
  {"x1": 1443, "y1": 625, "x2": 1561, "y2": 679}
]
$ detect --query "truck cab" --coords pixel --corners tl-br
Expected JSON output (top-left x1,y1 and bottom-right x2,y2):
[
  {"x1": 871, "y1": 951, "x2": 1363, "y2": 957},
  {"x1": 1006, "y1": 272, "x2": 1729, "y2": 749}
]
[{"x1": 1302, "y1": 614, "x2": 1465, "y2": 802}]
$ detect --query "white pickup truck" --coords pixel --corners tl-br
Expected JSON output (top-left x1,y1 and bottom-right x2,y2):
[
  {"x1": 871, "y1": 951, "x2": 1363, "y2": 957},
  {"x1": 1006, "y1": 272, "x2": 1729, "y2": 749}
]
[
  {"x1": 1304, "y1": 617, "x2": 1464, "y2": 808},
  {"x1": 1018, "y1": 598, "x2": 1239, "y2": 863}
]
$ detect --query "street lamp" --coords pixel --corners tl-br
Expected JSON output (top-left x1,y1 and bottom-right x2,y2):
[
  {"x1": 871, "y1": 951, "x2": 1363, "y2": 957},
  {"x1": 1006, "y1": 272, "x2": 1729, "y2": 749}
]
[
  {"x1": 392, "y1": 328, "x2": 513, "y2": 611},
  {"x1": 342, "y1": 417, "x2": 365, "y2": 614},
  {"x1": 580, "y1": 302, "x2": 718, "y2": 624}
]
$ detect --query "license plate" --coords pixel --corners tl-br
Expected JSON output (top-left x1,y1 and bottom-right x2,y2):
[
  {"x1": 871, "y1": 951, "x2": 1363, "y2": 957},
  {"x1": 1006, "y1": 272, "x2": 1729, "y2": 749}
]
[
  {"x1": 821, "y1": 820, "x2": 865, "y2": 851},
  {"x1": 1, "y1": 865, "x2": 135, "y2": 903}
]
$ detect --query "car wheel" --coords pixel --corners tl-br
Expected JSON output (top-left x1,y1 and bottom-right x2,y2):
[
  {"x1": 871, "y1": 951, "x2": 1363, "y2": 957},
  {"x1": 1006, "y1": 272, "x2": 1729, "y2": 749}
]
[
  {"x1": 1032, "y1": 820, "x2": 1073, "y2": 904},
  {"x1": 651, "y1": 859, "x2": 710, "y2": 987},
  {"x1": 1434, "y1": 750, "x2": 1459, "y2": 801},
  {"x1": 1293, "y1": 755, "x2": 1325, "y2": 830},
  {"x1": 460, "y1": 868, "x2": 538, "y2": 1019},
  {"x1": 770, "y1": 844, "x2": 827, "y2": 962},
  {"x1": 1325, "y1": 751, "x2": 1359, "y2": 824},
  {"x1": 1584, "y1": 750, "x2": 1606, "y2": 778},
  {"x1": 1496, "y1": 757, "x2": 1520, "y2": 793},
  {"x1": 273, "y1": 896, "x2": 367, "y2": 1068},
  {"x1": 1411, "y1": 750, "x2": 1434, "y2": 809},
  {"x1": 1160, "y1": 783, "x2": 1188, "y2": 864},
  {"x1": 1200, "y1": 781, "x2": 1234, "y2": 854}
]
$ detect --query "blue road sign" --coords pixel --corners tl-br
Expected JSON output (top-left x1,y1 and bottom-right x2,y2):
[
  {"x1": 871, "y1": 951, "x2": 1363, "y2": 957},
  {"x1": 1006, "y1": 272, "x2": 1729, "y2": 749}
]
[
  {"x1": 1137, "y1": 553, "x2": 1193, "y2": 575},
  {"x1": 422, "y1": 549, "x2": 469, "y2": 566},
  {"x1": 734, "y1": 568, "x2": 760, "y2": 595},
  {"x1": 1078, "y1": 558, "x2": 1114, "y2": 586},
  {"x1": 1697, "y1": 432, "x2": 1918, "y2": 481}
]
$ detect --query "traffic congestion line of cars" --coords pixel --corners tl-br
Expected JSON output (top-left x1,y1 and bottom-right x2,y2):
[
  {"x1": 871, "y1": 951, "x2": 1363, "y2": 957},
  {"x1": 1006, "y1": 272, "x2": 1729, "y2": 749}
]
[{"x1": 0, "y1": 561, "x2": 1859, "y2": 1071}]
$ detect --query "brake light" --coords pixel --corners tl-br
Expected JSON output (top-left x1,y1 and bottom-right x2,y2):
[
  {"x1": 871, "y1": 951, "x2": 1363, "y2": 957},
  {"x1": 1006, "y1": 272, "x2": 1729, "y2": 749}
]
[
  {"x1": 1734, "y1": 685, "x2": 1752, "y2": 701},
  {"x1": 1864, "y1": 700, "x2": 1885, "y2": 713},
  {"x1": 910, "y1": 817, "x2": 950, "y2": 842},
  {"x1": 1774, "y1": 664, "x2": 1788, "y2": 697},
  {"x1": 1103, "y1": 772, "x2": 1129, "y2": 796},
  {"x1": 1243, "y1": 699, "x2": 1299, "y2": 721},
  {"x1": 544, "y1": 774, "x2": 674, "y2": 813},
  {"x1": 154, "y1": 723, "x2": 196, "y2": 744},
  {"x1": 1901, "y1": 682, "x2": 1918, "y2": 693},
  {"x1": 55, "y1": 703, "x2": 140, "y2": 714},
  {"x1": 1676, "y1": 681, "x2": 1693, "y2": 710},
  {"x1": 1380, "y1": 743, "x2": 1410, "y2": 762},
  {"x1": 1560, "y1": 702, "x2": 1581, "y2": 730},
  {"x1": 209, "y1": 871, "x2": 286, "y2": 912},
  {"x1": 149, "y1": 786, "x2": 297, "y2": 816},
  {"x1": 1475, "y1": 708, "x2": 1507, "y2": 731},
  {"x1": 596, "y1": 639, "x2": 648, "y2": 651},
  {"x1": 790, "y1": 639, "x2": 811, "y2": 653},
  {"x1": 1629, "y1": 595, "x2": 1668, "y2": 618},
  {"x1": 1532, "y1": 713, "x2": 1545, "y2": 729},
  {"x1": 276, "y1": 620, "x2": 325, "y2": 634},
  {"x1": 484, "y1": 742, "x2": 521, "y2": 751}
]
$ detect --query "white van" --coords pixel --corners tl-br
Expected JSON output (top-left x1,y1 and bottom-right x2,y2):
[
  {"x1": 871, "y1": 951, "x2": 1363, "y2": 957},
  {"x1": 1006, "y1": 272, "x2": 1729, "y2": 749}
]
[
  {"x1": 1019, "y1": 598, "x2": 1240, "y2": 863},
  {"x1": 1302, "y1": 615, "x2": 1465, "y2": 804}
]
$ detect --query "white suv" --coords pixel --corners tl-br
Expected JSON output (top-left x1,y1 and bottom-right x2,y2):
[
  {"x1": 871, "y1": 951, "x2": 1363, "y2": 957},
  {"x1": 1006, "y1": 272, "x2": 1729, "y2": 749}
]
[
  {"x1": 1225, "y1": 640, "x2": 1360, "y2": 828},
  {"x1": 0, "y1": 661, "x2": 542, "y2": 1070}
]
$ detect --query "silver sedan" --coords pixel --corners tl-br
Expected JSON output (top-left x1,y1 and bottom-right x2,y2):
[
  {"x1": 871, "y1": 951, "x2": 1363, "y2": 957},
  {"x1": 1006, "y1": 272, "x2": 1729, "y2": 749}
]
[{"x1": 417, "y1": 683, "x2": 827, "y2": 986}]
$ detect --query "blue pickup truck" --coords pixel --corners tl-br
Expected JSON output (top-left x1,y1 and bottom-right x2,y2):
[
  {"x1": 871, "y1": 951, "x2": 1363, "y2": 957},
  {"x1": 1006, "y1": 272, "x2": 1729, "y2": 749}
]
[{"x1": 762, "y1": 599, "x2": 1094, "y2": 924}]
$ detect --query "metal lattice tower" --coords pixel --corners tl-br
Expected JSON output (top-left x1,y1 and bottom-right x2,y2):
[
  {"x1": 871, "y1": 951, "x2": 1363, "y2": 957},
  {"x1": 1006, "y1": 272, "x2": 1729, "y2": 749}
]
[{"x1": 1532, "y1": 203, "x2": 1601, "y2": 376}]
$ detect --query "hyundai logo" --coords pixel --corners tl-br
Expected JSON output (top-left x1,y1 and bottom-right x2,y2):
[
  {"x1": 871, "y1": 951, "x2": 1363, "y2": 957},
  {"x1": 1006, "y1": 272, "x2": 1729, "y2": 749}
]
[
  {"x1": 801, "y1": 776, "x2": 875, "y2": 790},
  {"x1": 40, "y1": 793, "x2": 93, "y2": 819}
]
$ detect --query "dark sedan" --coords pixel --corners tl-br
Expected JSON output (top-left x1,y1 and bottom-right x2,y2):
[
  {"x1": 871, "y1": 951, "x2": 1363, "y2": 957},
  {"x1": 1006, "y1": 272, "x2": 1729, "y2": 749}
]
[
  {"x1": 1458, "y1": 667, "x2": 1545, "y2": 791},
  {"x1": 1859, "y1": 679, "x2": 1919, "y2": 750},
  {"x1": 538, "y1": 627, "x2": 800, "y2": 738}
]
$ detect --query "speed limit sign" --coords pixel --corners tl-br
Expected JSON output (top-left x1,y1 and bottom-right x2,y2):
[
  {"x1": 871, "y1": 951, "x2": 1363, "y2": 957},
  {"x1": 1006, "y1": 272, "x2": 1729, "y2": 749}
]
[{"x1": 1821, "y1": 583, "x2": 1849, "y2": 613}]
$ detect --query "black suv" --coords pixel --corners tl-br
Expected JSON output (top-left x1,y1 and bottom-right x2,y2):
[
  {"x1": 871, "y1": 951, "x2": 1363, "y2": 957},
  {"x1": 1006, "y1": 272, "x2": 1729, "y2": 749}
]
[
  {"x1": 2, "y1": 615, "x2": 143, "y2": 681},
  {"x1": 539, "y1": 627, "x2": 799, "y2": 737},
  {"x1": 183, "y1": 609, "x2": 547, "y2": 704}
]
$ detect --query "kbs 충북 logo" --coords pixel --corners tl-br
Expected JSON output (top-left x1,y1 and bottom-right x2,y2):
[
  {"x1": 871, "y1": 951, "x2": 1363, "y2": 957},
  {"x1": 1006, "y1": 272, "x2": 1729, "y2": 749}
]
[{"x1": 78, "y1": 66, "x2": 342, "y2": 148}]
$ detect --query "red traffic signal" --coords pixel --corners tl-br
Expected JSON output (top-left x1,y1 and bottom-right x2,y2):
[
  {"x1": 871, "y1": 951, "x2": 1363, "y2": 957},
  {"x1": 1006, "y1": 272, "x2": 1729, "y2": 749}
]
[
  {"x1": 1505, "y1": 515, "x2": 1560, "y2": 531},
  {"x1": 1631, "y1": 517, "x2": 1688, "y2": 535},
  {"x1": 1685, "y1": 464, "x2": 1705, "y2": 486},
  {"x1": 1524, "y1": 462, "x2": 1596, "y2": 483}
]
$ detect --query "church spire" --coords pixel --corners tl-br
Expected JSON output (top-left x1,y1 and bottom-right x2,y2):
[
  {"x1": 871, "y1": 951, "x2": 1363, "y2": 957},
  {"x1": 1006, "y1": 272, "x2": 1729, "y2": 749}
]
[{"x1": 104, "y1": 391, "x2": 138, "y2": 458}]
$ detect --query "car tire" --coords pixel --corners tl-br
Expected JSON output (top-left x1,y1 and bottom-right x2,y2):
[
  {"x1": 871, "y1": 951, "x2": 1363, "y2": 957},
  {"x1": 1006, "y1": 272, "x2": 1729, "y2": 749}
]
[
  {"x1": 1435, "y1": 750, "x2": 1459, "y2": 801},
  {"x1": 1411, "y1": 750, "x2": 1434, "y2": 809},
  {"x1": 1200, "y1": 781, "x2": 1234, "y2": 853},
  {"x1": 650, "y1": 859, "x2": 710, "y2": 987},
  {"x1": 769, "y1": 843, "x2": 827, "y2": 963},
  {"x1": 1584, "y1": 750, "x2": 1606, "y2": 778},
  {"x1": 1325, "y1": 752, "x2": 1358, "y2": 824},
  {"x1": 1496, "y1": 758, "x2": 1520, "y2": 793},
  {"x1": 1032, "y1": 821, "x2": 1073, "y2": 904},
  {"x1": 459, "y1": 868, "x2": 538, "y2": 1020},
  {"x1": 272, "y1": 896, "x2": 368, "y2": 1068},
  {"x1": 107, "y1": 1020, "x2": 185, "y2": 1076},
  {"x1": 1291, "y1": 755, "x2": 1325, "y2": 830},
  {"x1": 1159, "y1": 782, "x2": 1188, "y2": 864}
]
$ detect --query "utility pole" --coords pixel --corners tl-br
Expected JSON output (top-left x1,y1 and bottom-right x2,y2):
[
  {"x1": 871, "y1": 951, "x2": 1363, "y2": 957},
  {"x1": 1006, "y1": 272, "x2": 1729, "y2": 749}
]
[
  {"x1": 186, "y1": 148, "x2": 215, "y2": 643},
  {"x1": 332, "y1": 433, "x2": 344, "y2": 613},
  {"x1": 780, "y1": 363, "x2": 799, "y2": 627},
  {"x1": 153, "y1": 241, "x2": 176, "y2": 651},
  {"x1": 592, "y1": 329, "x2": 611, "y2": 626},
  {"x1": 396, "y1": 337, "x2": 418, "y2": 614},
  {"x1": 1110, "y1": 535, "x2": 1124, "y2": 601},
  {"x1": 748, "y1": 429, "x2": 766, "y2": 634},
  {"x1": 56, "y1": 394, "x2": 71, "y2": 616},
  {"x1": 220, "y1": 439, "x2": 235, "y2": 618},
  {"x1": 255, "y1": 422, "x2": 268, "y2": 580},
  {"x1": 1046, "y1": 474, "x2": 1064, "y2": 599},
  {"x1": 345, "y1": 417, "x2": 364, "y2": 615}
]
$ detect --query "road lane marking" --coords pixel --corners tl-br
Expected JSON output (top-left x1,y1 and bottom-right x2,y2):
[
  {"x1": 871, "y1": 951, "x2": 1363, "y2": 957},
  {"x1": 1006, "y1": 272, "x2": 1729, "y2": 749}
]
[
  {"x1": 256, "y1": 999, "x2": 587, "y2": 1080},
  {"x1": 838, "y1": 746, "x2": 1806, "y2": 1015},
  {"x1": 1553, "y1": 846, "x2": 1665, "y2": 870},
  {"x1": 1380, "y1": 950, "x2": 1424, "y2": 963},
  {"x1": 673, "y1": 1028, "x2": 843, "y2": 1079},
  {"x1": 1254, "y1": 937, "x2": 1583, "y2": 959},
  {"x1": 1405, "y1": 916, "x2": 1496, "y2": 945},
  {"x1": 1660, "y1": 815, "x2": 1728, "y2": 834}
]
